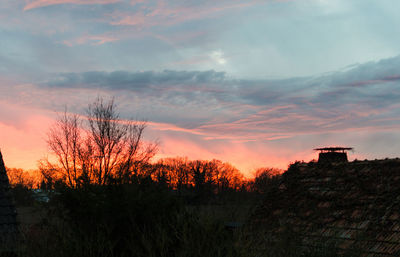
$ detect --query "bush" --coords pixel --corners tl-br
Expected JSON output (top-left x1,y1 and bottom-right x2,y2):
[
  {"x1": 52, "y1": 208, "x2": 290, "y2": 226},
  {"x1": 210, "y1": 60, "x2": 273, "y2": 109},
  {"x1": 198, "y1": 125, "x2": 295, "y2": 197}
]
[
  {"x1": 10, "y1": 184, "x2": 34, "y2": 206},
  {"x1": 20, "y1": 179, "x2": 242, "y2": 257}
]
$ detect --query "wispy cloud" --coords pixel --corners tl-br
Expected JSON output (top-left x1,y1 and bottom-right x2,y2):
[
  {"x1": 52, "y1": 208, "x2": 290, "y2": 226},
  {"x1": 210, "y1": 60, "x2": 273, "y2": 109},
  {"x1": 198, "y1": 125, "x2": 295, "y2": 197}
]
[
  {"x1": 62, "y1": 34, "x2": 119, "y2": 46},
  {"x1": 109, "y1": 0, "x2": 258, "y2": 28},
  {"x1": 23, "y1": 0, "x2": 120, "y2": 11}
]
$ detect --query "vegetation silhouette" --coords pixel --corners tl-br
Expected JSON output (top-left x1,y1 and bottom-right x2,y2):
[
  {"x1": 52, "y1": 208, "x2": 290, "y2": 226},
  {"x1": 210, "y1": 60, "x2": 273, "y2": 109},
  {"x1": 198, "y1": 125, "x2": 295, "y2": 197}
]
[
  {"x1": 9, "y1": 160, "x2": 353, "y2": 256},
  {"x1": 41, "y1": 97, "x2": 157, "y2": 188},
  {"x1": 4, "y1": 97, "x2": 356, "y2": 256}
]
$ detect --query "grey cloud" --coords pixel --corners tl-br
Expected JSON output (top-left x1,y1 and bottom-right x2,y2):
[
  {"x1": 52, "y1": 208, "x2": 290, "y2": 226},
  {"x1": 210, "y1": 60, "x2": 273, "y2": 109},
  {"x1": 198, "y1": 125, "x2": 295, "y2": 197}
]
[
  {"x1": 39, "y1": 54, "x2": 400, "y2": 135},
  {"x1": 309, "y1": 55, "x2": 400, "y2": 108},
  {"x1": 46, "y1": 70, "x2": 226, "y2": 90},
  {"x1": 43, "y1": 55, "x2": 400, "y2": 107}
]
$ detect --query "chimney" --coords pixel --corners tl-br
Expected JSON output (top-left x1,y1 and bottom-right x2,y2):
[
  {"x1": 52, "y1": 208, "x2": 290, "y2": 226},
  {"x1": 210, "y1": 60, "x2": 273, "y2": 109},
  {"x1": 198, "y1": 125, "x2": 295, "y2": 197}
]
[{"x1": 314, "y1": 147, "x2": 353, "y2": 164}]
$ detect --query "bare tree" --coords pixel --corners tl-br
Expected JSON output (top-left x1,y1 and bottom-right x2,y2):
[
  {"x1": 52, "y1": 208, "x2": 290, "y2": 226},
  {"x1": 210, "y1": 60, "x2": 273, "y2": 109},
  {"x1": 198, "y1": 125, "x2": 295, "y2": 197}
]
[
  {"x1": 46, "y1": 110, "x2": 82, "y2": 188},
  {"x1": 44, "y1": 97, "x2": 157, "y2": 187},
  {"x1": 86, "y1": 97, "x2": 157, "y2": 184}
]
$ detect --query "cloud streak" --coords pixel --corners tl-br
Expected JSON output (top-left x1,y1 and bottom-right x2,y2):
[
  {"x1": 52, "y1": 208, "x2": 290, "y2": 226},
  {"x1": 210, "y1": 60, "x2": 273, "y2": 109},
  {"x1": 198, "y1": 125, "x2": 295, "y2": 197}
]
[
  {"x1": 109, "y1": 0, "x2": 257, "y2": 28},
  {"x1": 23, "y1": 0, "x2": 120, "y2": 11},
  {"x1": 62, "y1": 34, "x2": 119, "y2": 46}
]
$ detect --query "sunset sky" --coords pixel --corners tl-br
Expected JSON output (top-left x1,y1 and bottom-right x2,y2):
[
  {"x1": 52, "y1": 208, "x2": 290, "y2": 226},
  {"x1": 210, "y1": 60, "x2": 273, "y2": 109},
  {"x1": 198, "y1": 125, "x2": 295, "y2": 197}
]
[{"x1": 2, "y1": 0, "x2": 400, "y2": 176}]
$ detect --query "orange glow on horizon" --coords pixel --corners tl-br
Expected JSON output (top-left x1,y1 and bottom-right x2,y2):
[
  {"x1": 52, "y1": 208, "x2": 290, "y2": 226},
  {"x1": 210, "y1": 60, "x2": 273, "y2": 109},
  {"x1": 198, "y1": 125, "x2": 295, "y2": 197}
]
[
  {"x1": 0, "y1": 104, "x2": 364, "y2": 178},
  {"x1": 0, "y1": 113, "x2": 304, "y2": 177},
  {"x1": 0, "y1": 114, "x2": 52, "y2": 171}
]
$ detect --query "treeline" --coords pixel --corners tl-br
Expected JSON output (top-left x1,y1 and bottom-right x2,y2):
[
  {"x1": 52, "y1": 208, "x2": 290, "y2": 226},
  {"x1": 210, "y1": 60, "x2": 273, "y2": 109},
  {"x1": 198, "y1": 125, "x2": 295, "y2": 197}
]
[
  {"x1": 7, "y1": 162, "x2": 282, "y2": 196},
  {"x1": 8, "y1": 158, "x2": 247, "y2": 191},
  {"x1": 150, "y1": 157, "x2": 245, "y2": 193},
  {"x1": 7, "y1": 168, "x2": 38, "y2": 189}
]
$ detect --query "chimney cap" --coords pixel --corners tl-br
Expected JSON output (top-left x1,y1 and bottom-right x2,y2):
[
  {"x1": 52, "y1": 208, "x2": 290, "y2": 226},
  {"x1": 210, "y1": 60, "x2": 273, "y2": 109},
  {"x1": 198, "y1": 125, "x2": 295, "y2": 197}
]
[{"x1": 314, "y1": 147, "x2": 353, "y2": 152}]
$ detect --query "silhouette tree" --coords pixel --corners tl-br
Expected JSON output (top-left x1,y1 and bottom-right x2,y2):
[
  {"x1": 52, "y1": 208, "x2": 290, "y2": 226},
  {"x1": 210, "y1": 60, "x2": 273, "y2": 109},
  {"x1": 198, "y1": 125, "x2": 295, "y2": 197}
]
[
  {"x1": 46, "y1": 111, "x2": 82, "y2": 187},
  {"x1": 190, "y1": 160, "x2": 206, "y2": 193},
  {"x1": 43, "y1": 97, "x2": 157, "y2": 187},
  {"x1": 86, "y1": 97, "x2": 157, "y2": 184},
  {"x1": 158, "y1": 157, "x2": 190, "y2": 193},
  {"x1": 251, "y1": 167, "x2": 282, "y2": 193},
  {"x1": 150, "y1": 157, "x2": 247, "y2": 194}
]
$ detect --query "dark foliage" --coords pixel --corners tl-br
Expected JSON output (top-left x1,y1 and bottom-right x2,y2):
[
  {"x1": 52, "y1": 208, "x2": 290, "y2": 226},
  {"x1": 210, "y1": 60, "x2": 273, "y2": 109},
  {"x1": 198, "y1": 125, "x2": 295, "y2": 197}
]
[
  {"x1": 10, "y1": 185, "x2": 34, "y2": 206},
  {"x1": 23, "y1": 178, "x2": 241, "y2": 257},
  {"x1": 250, "y1": 167, "x2": 282, "y2": 194},
  {"x1": 51, "y1": 179, "x2": 177, "y2": 255}
]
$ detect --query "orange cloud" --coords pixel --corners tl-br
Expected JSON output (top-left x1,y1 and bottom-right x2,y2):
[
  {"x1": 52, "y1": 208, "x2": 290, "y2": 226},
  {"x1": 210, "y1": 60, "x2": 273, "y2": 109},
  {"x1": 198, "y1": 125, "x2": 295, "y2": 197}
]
[{"x1": 24, "y1": 0, "x2": 120, "y2": 11}]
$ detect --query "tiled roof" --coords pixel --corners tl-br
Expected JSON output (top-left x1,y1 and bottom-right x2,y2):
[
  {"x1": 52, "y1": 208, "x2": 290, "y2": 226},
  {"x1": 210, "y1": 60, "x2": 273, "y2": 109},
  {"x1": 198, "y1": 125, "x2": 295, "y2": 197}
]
[
  {"x1": 252, "y1": 159, "x2": 400, "y2": 256},
  {"x1": 0, "y1": 151, "x2": 17, "y2": 249}
]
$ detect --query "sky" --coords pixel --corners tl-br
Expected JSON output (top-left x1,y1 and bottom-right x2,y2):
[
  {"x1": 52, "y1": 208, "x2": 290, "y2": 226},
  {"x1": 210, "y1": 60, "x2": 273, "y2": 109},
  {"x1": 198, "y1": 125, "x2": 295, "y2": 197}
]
[{"x1": 2, "y1": 0, "x2": 400, "y2": 176}]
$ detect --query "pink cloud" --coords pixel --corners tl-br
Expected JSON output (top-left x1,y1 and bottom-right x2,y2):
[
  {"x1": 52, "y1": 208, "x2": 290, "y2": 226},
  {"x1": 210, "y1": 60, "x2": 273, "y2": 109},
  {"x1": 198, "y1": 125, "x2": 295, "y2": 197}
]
[
  {"x1": 23, "y1": 0, "x2": 120, "y2": 11},
  {"x1": 346, "y1": 75, "x2": 400, "y2": 88},
  {"x1": 109, "y1": 1, "x2": 257, "y2": 28},
  {"x1": 62, "y1": 34, "x2": 119, "y2": 46},
  {"x1": 110, "y1": 12, "x2": 147, "y2": 27},
  {"x1": 147, "y1": 119, "x2": 295, "y2": 143},
  {"x1": 148, "y1": 121, "x2": 206, "y2": 136},
  {"x1": 145, "y1": 120, "x2": 314, "y2": 175},
  {"x1": 152, "y1": 131, "x2": 316, "y2": 177}
]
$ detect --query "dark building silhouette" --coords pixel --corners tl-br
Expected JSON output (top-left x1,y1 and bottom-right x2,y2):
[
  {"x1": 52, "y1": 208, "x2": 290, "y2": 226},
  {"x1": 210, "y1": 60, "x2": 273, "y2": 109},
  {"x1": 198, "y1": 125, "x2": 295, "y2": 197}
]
[
  {"x1": 252, "y1": 158, "x2": 400, "y2": 256},
  {"x1": 0, "y1": 151, "x2": 17, "y2": 253},
  {"x1": 314, "y1": 147, "x2": 353, "y2": 163}
]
